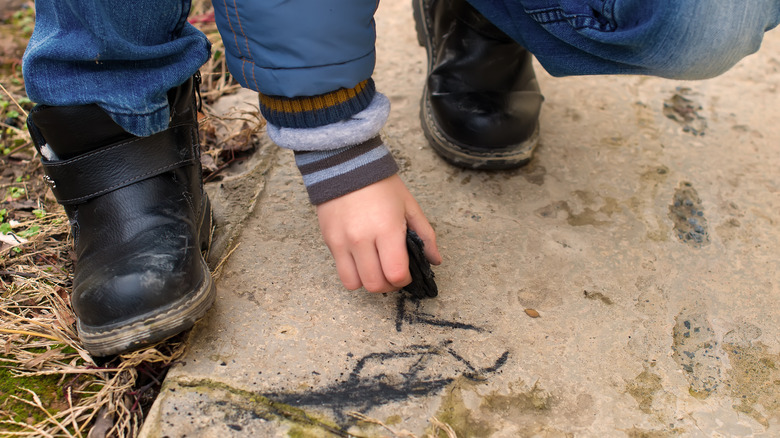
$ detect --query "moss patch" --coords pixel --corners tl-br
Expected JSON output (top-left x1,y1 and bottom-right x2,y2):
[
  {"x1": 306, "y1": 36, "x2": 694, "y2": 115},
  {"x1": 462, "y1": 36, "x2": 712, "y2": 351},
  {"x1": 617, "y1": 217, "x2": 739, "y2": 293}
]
[
  {"x1": 383, "y1": 414, "x2": 401, "y2": 426},
  {"x1": 434, "y1": 377, "x2": 554, "y2": 437},
  {"x1": 435, "y1": 378, "x2": 495, "y2": 438},
  {"x1": 288, "y1": 424, "x2": 339, "y2": 438},
  {"x1": 625, "y1": 370, "x2": 663, "y2": 414},
  {"x1": 174, "y1": 378, "x2": 349, "y2": 437},
  {"x1": 481, "y1": 383, "x2": 552, "y2": 415},
  {"x1": 625, "y1": 426, "x2": 678, "y2": 438},
  {"x1": 0, "y1": 364, "x2": 66, "y2": 429},
  {"x1": 723, "y1": 342, "x2": 780, "y2": 427}
]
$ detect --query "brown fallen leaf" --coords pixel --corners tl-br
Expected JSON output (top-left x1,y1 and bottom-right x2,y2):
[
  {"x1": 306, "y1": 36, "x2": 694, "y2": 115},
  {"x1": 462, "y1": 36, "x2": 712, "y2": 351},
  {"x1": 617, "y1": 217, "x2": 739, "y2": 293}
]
[
  {"x1": 525, "y1": 308, "x2": 540, "y2": 318},
  {"x1": 88, "y1": 407, "x2": 115, "y2": 438}
]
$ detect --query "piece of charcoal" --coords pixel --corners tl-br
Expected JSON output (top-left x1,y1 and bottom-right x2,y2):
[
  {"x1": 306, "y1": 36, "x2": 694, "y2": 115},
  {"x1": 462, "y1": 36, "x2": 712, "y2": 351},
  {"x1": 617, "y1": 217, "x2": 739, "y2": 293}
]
[{"x1": 403, "y1": 229, "x2": 438, "y2": 298}]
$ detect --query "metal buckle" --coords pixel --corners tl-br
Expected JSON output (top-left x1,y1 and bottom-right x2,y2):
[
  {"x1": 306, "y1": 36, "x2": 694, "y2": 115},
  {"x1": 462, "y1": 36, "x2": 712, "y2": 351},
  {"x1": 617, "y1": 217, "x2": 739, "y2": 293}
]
[{"x1": 43, "y1": 175, "x2": 56, "y2": 188}]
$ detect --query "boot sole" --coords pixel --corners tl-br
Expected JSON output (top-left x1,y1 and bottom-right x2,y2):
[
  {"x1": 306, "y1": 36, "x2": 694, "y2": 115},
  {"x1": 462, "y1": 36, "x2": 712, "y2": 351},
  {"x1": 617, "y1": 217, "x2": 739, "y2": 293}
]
[
  {"x1": 420, "y1": 93, "x2": 539, "y2": 170},
  {"x1": 413, "y1": 0, "x2": 540, "y2": 170},
  {"x1": 78, "y1": 198, "x2": 216, "y2": 357}
]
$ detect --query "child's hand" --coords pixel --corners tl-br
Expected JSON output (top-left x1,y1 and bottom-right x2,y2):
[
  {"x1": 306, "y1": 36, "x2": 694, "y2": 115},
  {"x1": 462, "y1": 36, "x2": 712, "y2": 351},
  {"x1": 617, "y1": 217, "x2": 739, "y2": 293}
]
[{"x1": 315, "y1": 175, "x2": 442, "y2": 293}]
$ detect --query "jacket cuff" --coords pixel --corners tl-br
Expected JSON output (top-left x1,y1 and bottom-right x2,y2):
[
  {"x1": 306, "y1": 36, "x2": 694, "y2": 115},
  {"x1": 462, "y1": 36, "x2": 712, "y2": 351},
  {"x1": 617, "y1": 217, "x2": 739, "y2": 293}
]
[
  {"x1": 294, "y1": 136, "x2": 398, "y2": 205},
  {"x1": 259, "y1": 78, "x2": 375, "y2": 129}
]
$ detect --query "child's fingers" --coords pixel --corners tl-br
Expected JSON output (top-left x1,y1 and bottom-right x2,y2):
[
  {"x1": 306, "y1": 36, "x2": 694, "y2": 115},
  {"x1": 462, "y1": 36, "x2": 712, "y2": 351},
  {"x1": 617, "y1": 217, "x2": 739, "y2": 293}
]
[
  {"x1": 331, "y1": 247, "x2": 362, "y2": 290},
  {"x1": 376, "y1": 230, "x2": 412, "y2": 288},
  {"x1": 352, "y1": 241, "x2": 397, "y2": 293}
]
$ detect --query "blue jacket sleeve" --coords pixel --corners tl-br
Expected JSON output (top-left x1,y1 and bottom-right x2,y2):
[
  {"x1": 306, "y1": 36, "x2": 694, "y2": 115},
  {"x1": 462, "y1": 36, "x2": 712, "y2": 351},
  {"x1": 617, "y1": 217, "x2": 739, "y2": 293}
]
[{"x1": 214, "y1": 0, "x2": 378, "y2": 98}]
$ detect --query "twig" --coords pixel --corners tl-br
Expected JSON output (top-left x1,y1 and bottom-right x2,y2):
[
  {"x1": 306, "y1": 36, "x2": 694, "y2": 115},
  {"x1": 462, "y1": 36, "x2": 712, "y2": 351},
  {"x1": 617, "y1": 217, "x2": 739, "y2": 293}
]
[
  {"x1": 430, "y1": 417, "x2": 457, "y2": 438},
  {"x1": 0, "y1": 328, "x2": 64, "y2": 343},
  {"x1": 202, "y1": 154, "x2": 249, "y2": 183},
  {"x1": 347, "y1": 411, "x2": 418, "y2": 437},
  {"x1": 66, "y1": 386, "x2": 84, "y2": 438},
  {"x1": 211, "y1": 242, "x2": 240, "y2": 280},
  {"x1": 13, "y1": 389, "x2": 71, "y2": 436},
  {"x1": 0, "y1": 141, "x2": 33, "y2": 160},
  {"x1": 0, "y1": 81, "x2": 29, "y2": 118},
  {"x1": 0, "y1": 419, "x2": 56, "y2": 437},
  {"x1": 0, "y1": 270, "x2": 38, "y2": 278},
  {"x1": 1, "y1": 308, "x2": 69, "y2": 334}
]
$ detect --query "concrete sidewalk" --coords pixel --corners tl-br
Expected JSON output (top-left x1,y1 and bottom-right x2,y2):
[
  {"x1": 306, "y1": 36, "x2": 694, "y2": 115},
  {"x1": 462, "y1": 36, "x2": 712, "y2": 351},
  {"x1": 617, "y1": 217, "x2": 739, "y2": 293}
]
[{"x1": 142, "y1": 2, "x2": 780, "y2": 437}]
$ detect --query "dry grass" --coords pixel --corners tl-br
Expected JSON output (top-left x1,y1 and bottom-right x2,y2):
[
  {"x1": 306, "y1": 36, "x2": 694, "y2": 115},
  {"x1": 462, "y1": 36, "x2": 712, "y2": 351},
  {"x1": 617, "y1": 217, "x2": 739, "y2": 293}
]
[{"x1": 0, "y1": 208, "x2": 191, "y2": 437}]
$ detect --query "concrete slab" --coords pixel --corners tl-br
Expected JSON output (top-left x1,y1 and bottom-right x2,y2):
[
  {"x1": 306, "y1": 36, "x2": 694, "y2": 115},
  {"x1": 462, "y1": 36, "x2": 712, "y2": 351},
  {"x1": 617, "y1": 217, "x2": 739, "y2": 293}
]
[{"x1": 142, "y1": 2, "x2": 780, "y2": 437}]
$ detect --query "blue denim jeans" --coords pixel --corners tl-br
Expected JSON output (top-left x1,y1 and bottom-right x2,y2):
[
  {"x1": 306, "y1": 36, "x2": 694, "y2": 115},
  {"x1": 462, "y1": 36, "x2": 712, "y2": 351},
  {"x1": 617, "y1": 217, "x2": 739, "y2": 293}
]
[
  {"x1": 22, "y1": 0, "x2": 210, "y2": 137},
  {"x1": 22, "y1": 0, "x2": 780, "y2": 136},
  {"x1": 468, "y1": 0, "x2": 780, "y2": 79}
]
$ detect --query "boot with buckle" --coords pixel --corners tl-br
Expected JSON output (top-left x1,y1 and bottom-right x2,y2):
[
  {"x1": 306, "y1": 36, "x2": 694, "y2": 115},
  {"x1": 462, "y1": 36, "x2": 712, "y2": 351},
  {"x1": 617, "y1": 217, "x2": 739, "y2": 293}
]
[
  {"x1": 26, "y1": 74, "x2": 215, "y2": 356},
  {"x1": 413, "y1": 0, "x2": 544, "y2": 170}
]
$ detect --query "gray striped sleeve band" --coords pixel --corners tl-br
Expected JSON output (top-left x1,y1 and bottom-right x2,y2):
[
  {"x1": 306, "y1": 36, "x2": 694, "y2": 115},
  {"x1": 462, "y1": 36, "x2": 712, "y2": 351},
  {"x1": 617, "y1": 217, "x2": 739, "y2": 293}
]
[{"x1": 294, "y1": 136, "x2": 399, "y2": 205}]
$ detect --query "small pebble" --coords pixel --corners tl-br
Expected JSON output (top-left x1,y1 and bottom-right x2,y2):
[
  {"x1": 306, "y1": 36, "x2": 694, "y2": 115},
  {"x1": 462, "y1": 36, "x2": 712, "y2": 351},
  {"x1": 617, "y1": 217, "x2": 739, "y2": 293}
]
[{"x1": 525, "y1": 308, "x2": 540, "y2": 318}]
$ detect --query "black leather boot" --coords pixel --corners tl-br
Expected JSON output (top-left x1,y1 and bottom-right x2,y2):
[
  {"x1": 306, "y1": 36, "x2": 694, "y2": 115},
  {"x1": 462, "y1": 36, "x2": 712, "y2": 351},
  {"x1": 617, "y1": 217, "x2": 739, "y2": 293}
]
[
  {"x1": 413, "y1": 0, "x2": 544, "y2": 169},
  {"x1": 27, "y1": 75, "x2": 215, "y2": 356}
]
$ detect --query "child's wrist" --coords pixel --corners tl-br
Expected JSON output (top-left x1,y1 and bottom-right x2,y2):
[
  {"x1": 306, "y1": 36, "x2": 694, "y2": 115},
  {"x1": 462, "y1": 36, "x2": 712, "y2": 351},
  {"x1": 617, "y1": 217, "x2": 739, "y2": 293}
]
[{"x1": 294, "y1": 136, "x2": 398, "y2": 205}]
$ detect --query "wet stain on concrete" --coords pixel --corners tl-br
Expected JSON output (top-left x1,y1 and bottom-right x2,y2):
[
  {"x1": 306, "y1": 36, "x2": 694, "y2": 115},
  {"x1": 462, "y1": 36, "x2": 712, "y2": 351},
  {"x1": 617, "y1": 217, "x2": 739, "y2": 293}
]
[
  {"x1": 564, "y1": 107, "x2": 583, "y2": 122},
  {"x1": 264, "y1": 340, "x2": 509, "y2": 424},
  {"x1": 435, "y1": 378, "x2": 553, "y2": 438},
  {"x1": 723, "y1": 343, "x2": 780, "y2": 427},
  {"x1": 731, "y1": 124, "x2": 764, "y2": 139},
  {"x1": 721, "y1": 325, "x2": 780, "y2": 427},
  {"x1": 715, "y1": 201, "x2": 748, "y2": 244},
  {"x1": 642, "y1": 165, "x2": 669, "y2": 181},
  {"x1": 663, "y1": 87, "x2": 707, "y2": 136},
  {"x1": 504, "y1": 161, "x2": 547, "y2": 186},
  {"x1": 535, "y1": 201, "x2": 569, "y2": 220},
  {"x1": 520, "y1": 162, "x2": 547, "y2": 186},
  {"x1": 623, "y1": 365, "x2": 678, "y2": 428},
  {"x1": 671, "y1": 311, "x2": 721, "y2": 399},
  {"x1": 535, "y1": 194, "x2": 620, "y2": 227},
  {"x1": 624, "y1": 427, "x2": 679, "y2": 438},
  {"x1": 583, "y1": 290, "x2": 614, "y2": 305},
  {"x1": 436, "y1": 378, "x2": 496, "y2": 438},
  {"x1": 574, "y1": 196, "x2": 620, "y2": 226},
  {"x1": 670, "y1": 318, "x2": 780, "y2": 428},
  {"x1": 481, "y1": 382, "x2": 552, "y2": 414},
  {"x1": 669, "y1": 182, "x2": 710, "y2": 246},
  {"x1": 625, "y1": 370, "x2": 663, "y2": 414},
  {"x1": 715, "y1": 218, "x2": 743, "y2": 244},
  {"x1": 632, "y1": 165, "x2": 671, "y2": 242},
  {"x1": 600, "y1": 134, "x2": 628, "y2": 148}
]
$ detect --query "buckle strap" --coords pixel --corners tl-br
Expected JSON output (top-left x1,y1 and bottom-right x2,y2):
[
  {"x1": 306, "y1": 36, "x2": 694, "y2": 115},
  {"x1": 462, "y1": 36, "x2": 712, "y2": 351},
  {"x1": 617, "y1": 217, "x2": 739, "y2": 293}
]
[{"x1": 42, "y1": 124, "x2": 197, "y2": 205}]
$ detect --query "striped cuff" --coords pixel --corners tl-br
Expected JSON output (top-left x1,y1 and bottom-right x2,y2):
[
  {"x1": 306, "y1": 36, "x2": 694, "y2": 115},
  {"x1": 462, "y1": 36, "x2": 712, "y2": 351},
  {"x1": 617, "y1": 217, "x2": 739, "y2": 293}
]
[
  {"x1": 267, "y1": 93, "x2": 390, "y2": 151},
  {"x1": 294, "y1": 136, "x2": 399, "y2": 205},
  {"x1": 259, "y1": 79, "x2": 376, "y2": 129}
]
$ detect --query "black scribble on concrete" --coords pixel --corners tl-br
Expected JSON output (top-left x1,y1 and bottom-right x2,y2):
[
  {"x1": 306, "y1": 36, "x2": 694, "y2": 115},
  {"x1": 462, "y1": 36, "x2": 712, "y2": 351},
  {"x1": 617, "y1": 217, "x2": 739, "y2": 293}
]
[
  {"x1": 395, "y1": 294, "x2": 483, "y2": 332},
  {"x1": 264, "y1": 340, "x2": 509, "y2": 423}
]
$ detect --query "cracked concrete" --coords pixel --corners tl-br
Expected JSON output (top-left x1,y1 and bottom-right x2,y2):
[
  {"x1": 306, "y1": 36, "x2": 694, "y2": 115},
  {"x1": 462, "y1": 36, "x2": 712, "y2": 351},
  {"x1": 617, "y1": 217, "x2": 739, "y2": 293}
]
[{"x1": 141, "y1": 1, "x2": 780, "y2": 437}]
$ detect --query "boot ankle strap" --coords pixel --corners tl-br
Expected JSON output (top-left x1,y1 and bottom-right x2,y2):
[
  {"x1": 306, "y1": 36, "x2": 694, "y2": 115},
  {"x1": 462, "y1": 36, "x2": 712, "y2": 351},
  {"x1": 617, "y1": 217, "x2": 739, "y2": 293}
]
[{"x1": 42, "y1": 124, "x2": 197, "y2": 205}]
